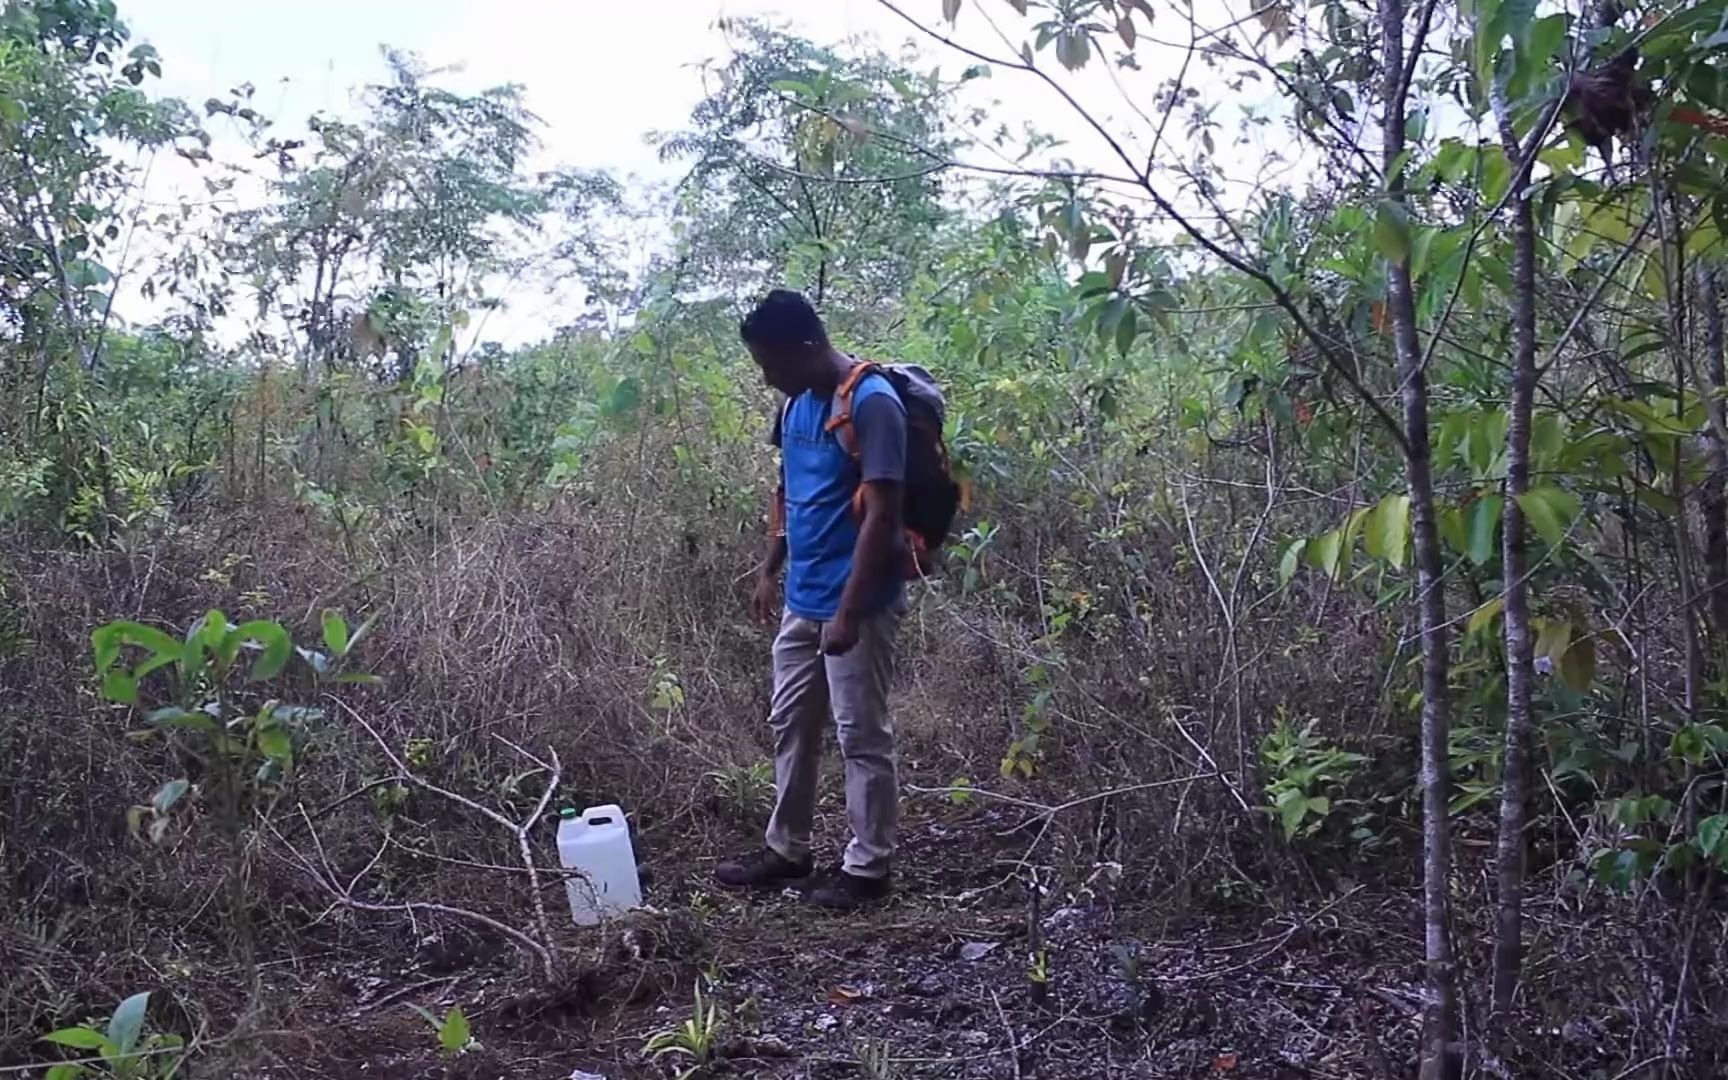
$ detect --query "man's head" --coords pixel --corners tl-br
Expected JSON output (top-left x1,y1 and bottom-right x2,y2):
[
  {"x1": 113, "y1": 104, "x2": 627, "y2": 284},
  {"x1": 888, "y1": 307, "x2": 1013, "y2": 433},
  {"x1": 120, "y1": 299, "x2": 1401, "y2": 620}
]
[{"x1": 741, "y1": 289, "x2": 829, "y2": 397}]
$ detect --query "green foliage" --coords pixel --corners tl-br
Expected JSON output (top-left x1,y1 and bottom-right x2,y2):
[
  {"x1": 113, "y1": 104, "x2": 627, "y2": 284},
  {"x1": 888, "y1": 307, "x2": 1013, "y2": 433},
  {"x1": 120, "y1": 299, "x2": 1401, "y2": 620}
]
[
  {"x1": 408, "y1": 1004, "x2": 475, "y2": 1059},
  {"x1": 12, "y1": 8, "x2": 1728, "y2": 1072},
  {"x1": 706, "y1": 760, "x2": 773, "y2": 822},
  {"x1": 41, "y1": 992, "x2": 185, "y2": 1079},
  {"x1": 90, "y1": 608, "x2": 374, "y2": 837},
  {"x1": 1260, "y1": 715, "x2": 1367, "y2": 842},
  {"x1": 643, "y1": 985, "x2": 722, "y2": 1078},
  {"x1": 1027, "y1": 948, "x2": 1050, "y2": 986},
  {"x1": 1580, "y1": 715, "x2": 1728, "y2": 893}
]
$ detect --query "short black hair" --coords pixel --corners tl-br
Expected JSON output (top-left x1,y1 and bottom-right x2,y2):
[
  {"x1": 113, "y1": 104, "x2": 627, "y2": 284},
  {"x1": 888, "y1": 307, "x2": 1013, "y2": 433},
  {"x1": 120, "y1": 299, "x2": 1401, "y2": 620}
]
[{"x1": 740, "y1": 289, "x2": 827, "y2": 350}]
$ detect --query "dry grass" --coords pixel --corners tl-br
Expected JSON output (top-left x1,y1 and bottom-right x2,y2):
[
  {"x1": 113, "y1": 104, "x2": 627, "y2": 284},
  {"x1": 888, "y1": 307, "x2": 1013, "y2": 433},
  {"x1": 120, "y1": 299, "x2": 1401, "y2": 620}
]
[{"x1": 0, "y1": 427, "x2": 1721, "y2": 1075}]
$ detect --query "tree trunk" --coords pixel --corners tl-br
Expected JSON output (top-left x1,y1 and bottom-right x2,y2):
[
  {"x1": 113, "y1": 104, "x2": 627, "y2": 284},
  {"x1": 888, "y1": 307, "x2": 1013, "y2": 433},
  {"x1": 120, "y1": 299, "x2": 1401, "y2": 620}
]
[
  {"x1": 1491, "y1": 98, "x2": 1538, "y2": 1022},
  {"x1": 1701, "y1": 267, "x2": 1728, "y2": 636},
  {"x1": 1381, "y1": 1, "x2": 1460, "y2": 1075}
]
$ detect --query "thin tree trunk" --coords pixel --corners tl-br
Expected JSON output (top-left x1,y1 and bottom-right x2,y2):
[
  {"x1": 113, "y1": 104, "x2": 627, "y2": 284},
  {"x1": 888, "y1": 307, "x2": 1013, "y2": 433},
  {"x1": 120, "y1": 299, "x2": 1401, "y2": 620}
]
[
  {"x1": 1381, "y1": 1, "x2": 1460, "y2": 1075},
  {"x1": 1491, "y1": 95, "x2": 1538, "y2": 1022},
  {"x1": 1700, "y1": 267, "x2": 1728, "y2": 636}
]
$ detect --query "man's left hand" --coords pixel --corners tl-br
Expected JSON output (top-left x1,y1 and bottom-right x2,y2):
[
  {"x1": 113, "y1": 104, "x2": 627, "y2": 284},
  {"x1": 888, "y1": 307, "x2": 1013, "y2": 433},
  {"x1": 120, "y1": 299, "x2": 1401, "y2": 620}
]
[{"x1": 821, "y1": 613, "x2": 860, "y2": 656}]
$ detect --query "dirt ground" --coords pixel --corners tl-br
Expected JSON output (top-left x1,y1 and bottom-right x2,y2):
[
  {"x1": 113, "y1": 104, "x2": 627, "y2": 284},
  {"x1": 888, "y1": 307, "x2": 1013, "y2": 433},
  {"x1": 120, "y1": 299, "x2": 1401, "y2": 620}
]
[{"x1": 168, "y1": 788, "x2": 1655, "y2": 1080}]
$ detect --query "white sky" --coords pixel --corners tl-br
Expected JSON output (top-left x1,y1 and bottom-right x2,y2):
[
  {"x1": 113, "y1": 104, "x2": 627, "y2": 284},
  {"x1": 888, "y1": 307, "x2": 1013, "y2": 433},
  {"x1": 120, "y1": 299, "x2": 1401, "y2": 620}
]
[{"x1": 113, "y1": 0, "x2": 1308, "y2": 349}]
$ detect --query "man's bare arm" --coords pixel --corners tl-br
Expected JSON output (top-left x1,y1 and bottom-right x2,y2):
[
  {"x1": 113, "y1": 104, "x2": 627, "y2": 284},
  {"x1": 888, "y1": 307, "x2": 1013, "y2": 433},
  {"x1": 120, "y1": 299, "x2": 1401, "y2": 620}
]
[{"x1": 834, "y1": 480, "x2": 902, "y2": 623}]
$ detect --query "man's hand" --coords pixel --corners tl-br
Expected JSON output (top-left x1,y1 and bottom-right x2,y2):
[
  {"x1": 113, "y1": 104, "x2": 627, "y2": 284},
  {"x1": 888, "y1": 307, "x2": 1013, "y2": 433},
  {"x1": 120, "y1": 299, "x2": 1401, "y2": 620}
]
[
  {"x1": 821, "y1": 612, "x2": 860, "y2": 656},
  {"x1": 750, "y1": 572, "x2": 781, "y2": 625}
]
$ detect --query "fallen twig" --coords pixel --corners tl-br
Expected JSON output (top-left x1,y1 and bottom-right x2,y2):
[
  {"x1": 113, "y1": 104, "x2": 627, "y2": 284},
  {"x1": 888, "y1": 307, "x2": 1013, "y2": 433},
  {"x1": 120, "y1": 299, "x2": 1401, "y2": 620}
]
[{"x1": 328, "y1": 697, "x2": 566, "y2": 977}]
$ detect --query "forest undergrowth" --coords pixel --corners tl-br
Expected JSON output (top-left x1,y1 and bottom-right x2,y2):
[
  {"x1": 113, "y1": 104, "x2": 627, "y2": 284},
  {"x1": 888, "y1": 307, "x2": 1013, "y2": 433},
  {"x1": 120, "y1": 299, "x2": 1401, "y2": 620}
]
[{"x1": 4, "y1": 0, "x2": 1728, "y2": 1077}]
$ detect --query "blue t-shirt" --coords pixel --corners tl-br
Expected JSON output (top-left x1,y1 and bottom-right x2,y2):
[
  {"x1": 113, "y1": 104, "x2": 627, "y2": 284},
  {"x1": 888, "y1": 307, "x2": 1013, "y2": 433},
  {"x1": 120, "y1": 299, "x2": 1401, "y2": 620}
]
[{"x1": 773, "y1": 373, "x2": 906, "y2": 621}]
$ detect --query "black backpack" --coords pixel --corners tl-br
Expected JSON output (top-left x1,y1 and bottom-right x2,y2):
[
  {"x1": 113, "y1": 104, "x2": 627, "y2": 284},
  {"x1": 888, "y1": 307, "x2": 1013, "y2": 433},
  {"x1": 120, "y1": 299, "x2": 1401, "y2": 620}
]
[{"x1": 772, "y1": 360, "x2": 962, "y2": 577}]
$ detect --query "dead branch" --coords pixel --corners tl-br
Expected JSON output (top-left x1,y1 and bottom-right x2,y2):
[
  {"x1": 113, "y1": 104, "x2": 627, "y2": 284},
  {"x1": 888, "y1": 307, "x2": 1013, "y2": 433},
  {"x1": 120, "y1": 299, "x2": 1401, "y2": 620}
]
[
  {"x1": 268, "y1": 813, "x2": 559, "y2": 982},
  {"x1": 313, "y1": 698, "x2": 569, "y2": 979}
]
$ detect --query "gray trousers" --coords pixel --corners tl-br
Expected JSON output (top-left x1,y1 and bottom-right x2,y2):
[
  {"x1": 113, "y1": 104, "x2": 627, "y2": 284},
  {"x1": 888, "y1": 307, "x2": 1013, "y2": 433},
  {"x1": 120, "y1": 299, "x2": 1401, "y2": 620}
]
[{"x1": 763, "y1": 603, "x2": 903, "y2": 878}]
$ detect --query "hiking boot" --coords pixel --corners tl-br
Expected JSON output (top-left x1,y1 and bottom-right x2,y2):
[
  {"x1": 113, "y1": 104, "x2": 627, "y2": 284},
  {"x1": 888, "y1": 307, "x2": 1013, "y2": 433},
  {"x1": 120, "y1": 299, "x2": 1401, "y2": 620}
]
[
  {"x1": 714, "y1": 848, "x2": 813, "y2": 889},
  {"x1": 805, "y1": 867, "x2": 892, "y2": 909}
]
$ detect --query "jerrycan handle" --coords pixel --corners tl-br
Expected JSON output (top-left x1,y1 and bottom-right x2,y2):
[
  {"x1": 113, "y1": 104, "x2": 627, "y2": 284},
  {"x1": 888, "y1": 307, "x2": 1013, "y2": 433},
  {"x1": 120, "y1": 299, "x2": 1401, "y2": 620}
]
[{"x1": 580, "y1": 804, "x2": 626, "y2": 831}]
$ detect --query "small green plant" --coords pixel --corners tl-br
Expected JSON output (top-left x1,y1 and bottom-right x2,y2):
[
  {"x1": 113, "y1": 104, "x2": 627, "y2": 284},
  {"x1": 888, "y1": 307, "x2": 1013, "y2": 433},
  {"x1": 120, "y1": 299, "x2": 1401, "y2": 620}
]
[
  {"x1": 1259, "y1": 714, "x2": 1366, "y2": 841},
  {"x1": 1109, "y1": 942, "x2": 1140, "y2": 984},
  {"x1": 91, "y1": 608, "x2": 378, "y2": 985},
  {"x1": 408, "y1": 1004, "x2": 475, "y2": 1059},
  {"x1": 1028, "y1": 948, "x2": 1050, "y2": 985},
  {"x1": 1028, "y1": 947, "x2": 1052, "y2": 1006},
  {"x1": 40, "y1": 992, "x2": 184, "y2": 1079},
  {"x1": 643, "y1": 985, "x2": 722, "y2": 1079},
  {"x1": 649, "y1": 655, "x2": 685, "y2": 711},
  {"x1": 853, "y1": 1036, "x2": 899, "y2": 1080},
  {"x1": 706, "y1": 760, "x2": 773, "y2": 820},
  {"x1": 92, "y1": 608, "x2": 376, "y2": 834},
  {"x1": 1446, "y1": 722, "x2": 1503, "y2": 816}
]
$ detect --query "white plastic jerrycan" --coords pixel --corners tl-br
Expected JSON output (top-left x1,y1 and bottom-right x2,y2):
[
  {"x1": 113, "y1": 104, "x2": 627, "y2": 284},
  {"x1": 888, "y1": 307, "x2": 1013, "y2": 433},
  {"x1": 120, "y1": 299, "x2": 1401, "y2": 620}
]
[{"x1": 556, "y1": 804, "x2": 642, "y2": 925}]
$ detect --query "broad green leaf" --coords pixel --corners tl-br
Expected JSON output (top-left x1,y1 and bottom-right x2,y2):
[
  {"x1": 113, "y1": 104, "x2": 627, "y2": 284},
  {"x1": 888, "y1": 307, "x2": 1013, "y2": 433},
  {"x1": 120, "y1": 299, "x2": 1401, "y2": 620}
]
[
  {"x1": 1278, "y1": 538, "x2": 1304, "y2": 586},
  {"x1": 1468, "y1": 595, "x2": 1506, "y2": 637},
  {"x1": 1672, "y1": 725, "x2": 1713, "y2": 765},
  {"x1": 1054, "y1": 31, "x2": 1091, "y2": 71},
  {"x1": 1364, "y1": 494, "x2": 1412, "y2": 569},
  {"x1": 1374, "y1": 199, "x2": 1412, "y2": 262},
  {"x1": 1451, "y1": 782, "x2": 1499, "y2": 815},
  {"x1": 1564, "y1": 197, "x2": 1636, "y2": 271},
  {"x1": 428, "y1": 324, "x2": 453, "y2": 367},
  {"x1": 1307, "y1": 527, "x2": 1345, "y2": 580},
  {"x1": 42, "y1": 1027, "x2": 109, "y2": 1050},
  {"x1": 1516, "y1": 485, "x2": 1580, "y2": 548},
  {"x1": 603, "y1": 376, "x2": 641, "y2": 417},
  {"x1": 197, "y1": 610, "x2": 230, "y2": 655},
  {"x1": 1534, "y1": 618, "x2": 1572, "y2": 663},
  {"x1": 152, "y1": 778, "x2": 190, "y2": 814},
  {"x1": 256, "y1": 725, "x2": 293, "y2": 764},
  {"x1": 438, "y1": 1006, "x2": 471, "y2": 1054},
  {"x1": 1115, "y1": 305, "x2": 1138, "y2": 356},
  {"x1": 1465, "y1": 409, "x2": 1508, "y2": 478},
  {"x1": 106, "y1": 991, "x2": 150, "y2": 1055},
  {"x1": 147, "y1": 706, "x2": 216, "y2": 732},
  {"x1": 1340, "y1": 506, "x2": 1371, "y2": 563},
  {"x1": 1529, "y1": 411, "x2": 1565, "y2": 467},
  {"x1": 1558, "y1": 631, "x2": 1595, "y2": 692},
  {"x1": 92, "y1": 621, "x2": 181, "y2": 674},
  {"x1": 230, "y1": 621, "x2": 292, "y2": 681},
  {"x1": 1410, "y1": 226, "x2": 1439, "y2": 280},
  {"x1": 1525, "y1": 13, "x2": 1566, "y2": 66},
  {"x1": 1699, "y1": 814, "x2": 1728, "y2": 860},
  {"x1": 1439, "y1": 505, "x2": 1468, "y2": 555},
  {"x1": 135, "y1": 649, "x2": 180, "y2": 679},
  {"x1": 1467, "y1": 494, "x2": 1503, "y2": 565},
  {"x1": 321, "y1": 609, "x2": 349, "y2": 657},
  {"x1": 102, "y1": 671, "x2": 139, "y2": 705},
  {"x1": 1481, "y1": 146, "x2": 1513, "y2": 204}
]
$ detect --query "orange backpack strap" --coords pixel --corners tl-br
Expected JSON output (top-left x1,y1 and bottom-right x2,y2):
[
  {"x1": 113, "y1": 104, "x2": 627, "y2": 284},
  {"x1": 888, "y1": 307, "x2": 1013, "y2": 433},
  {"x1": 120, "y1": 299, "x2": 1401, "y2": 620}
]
[{"x1": 824, "y1": 361, "x2": 879, "y2": 462}]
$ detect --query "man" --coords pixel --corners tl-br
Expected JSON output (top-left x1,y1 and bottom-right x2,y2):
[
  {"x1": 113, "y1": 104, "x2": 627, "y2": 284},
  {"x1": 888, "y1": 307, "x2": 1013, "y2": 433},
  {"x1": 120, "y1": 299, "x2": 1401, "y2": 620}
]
[{"x1": 715, "y1": 289, "x2": 907, "y2": 909}]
